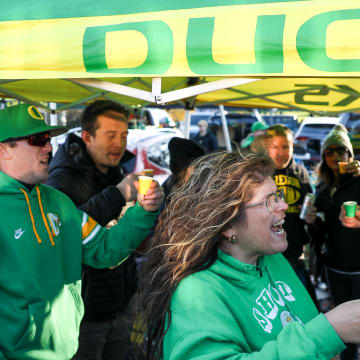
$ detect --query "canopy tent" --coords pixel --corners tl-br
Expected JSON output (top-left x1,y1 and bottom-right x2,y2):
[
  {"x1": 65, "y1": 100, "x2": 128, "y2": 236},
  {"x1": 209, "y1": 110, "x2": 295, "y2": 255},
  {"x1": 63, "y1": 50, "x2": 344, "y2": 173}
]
[
  {"x1": 0, "y1": 0, "x2": 360, "y2": 113},
  {"x1": 2, "y1": 0, "x2": 360, "y2": 151}
]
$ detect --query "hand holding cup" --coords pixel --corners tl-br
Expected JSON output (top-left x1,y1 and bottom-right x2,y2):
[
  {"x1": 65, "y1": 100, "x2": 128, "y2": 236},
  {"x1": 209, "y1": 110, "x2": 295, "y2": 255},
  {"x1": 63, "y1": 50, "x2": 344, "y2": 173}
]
[
  {"x1": 339, "y1": 203, "x2": 360, "y2": 228},
  {"x1": 339, "y1": 161, "x2": 360, "y2": 177},
  {"x1": 135, "y1": 179, "x2": 164, "y2": 212}
]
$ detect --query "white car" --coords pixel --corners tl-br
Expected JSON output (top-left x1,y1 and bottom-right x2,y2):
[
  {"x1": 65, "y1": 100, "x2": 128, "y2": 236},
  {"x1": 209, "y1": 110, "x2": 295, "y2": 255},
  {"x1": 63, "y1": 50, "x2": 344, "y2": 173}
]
[
  {"x1": 293, "y1": 117, "x2": 341, "y2": 169},
  {"x1": 126, "y1": 128, "x2": 183, "y2": 184}
]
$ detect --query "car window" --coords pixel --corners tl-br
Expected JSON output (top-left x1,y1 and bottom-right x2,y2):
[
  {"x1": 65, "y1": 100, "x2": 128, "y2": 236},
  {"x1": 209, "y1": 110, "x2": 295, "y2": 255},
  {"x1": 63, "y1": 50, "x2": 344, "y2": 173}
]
[
  {"x1": 263, "y1": 115, "x2": 298, "y2": 131},
  {"x1": 302, "y1": 124, "x2": 335, "y2": 130},
  {"x1": 147, "y1": 138, "x2": 171, "y2": 169},
  {"x1": 190, "y1": 114, "x2": 212, "y2": 125}
]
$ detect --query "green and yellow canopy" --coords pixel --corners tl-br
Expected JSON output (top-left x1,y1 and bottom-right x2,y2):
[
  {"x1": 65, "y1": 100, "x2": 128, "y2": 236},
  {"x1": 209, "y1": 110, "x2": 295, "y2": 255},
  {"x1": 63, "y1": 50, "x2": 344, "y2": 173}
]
[{"x1": 1, "y1": 0, "x2": 360, "y2": 112}]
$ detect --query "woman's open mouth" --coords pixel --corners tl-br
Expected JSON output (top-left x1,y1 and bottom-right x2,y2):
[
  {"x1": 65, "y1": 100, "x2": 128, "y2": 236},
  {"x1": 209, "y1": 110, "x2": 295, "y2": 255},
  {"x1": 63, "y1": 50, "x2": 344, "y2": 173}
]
[{"x1": 271, "y1": 219, "x2": 285, "y2": 235}]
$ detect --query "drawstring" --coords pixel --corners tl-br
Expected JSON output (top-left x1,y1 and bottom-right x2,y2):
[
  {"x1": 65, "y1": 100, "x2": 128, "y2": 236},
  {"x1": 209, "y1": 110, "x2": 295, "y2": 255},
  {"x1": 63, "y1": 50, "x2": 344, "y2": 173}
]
[
  {"x1": 19, "y1": 187, "x2": 55, "y2": 246},
  {"x1": 36, "y1": 187, "x2": 55, "y2": 246},
  {"x1": 19, "y1": 188, "x2": 42, "y2": 244},
  {"x1": 256, "y1": 265, "x2": 263, "y2": 277}
]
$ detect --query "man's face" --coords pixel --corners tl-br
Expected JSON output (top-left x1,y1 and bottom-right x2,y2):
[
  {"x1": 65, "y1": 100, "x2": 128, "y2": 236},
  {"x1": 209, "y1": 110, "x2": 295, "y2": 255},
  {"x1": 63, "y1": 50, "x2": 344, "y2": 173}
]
[
  {"x1": 0, "y1": 137, "x2": 53, "y2": 184},
  {"x1": 265, "y1": 134, "x2": 293, "y2": 169},
  {"x1": 83, "y1": 112, "x2": 128, "y2": 173}
]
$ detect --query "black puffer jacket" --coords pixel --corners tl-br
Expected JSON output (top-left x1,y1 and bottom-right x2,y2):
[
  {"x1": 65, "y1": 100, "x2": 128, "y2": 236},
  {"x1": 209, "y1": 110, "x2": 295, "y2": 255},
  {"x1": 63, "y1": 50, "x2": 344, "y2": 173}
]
[
  {"x1": 273, "y1": 159, "x2": 312, "y2": 261},
  {"x1": 315, "y1": 174, "x2": 360, "y2": 271},
  {"x1": 47, "y1": 133, "x2": 138, "y2": 320}
]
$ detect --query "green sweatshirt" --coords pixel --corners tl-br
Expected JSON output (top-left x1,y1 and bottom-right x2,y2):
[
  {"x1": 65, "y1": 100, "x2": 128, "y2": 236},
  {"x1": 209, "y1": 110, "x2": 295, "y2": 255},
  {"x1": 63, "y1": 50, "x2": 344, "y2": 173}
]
[
  {"x1": 0, "y1": 171, "x2": 158, "y2": 360},
  {"x1": 164, "y1": 250, "x2": 345, "y2": 360}
]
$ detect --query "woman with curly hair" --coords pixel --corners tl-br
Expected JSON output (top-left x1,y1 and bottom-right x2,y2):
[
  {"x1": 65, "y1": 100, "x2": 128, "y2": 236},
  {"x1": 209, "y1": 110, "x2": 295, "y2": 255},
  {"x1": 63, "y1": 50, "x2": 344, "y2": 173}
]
[{"x1": 138, "y1": 150, "x2": 360, "y2": 360}]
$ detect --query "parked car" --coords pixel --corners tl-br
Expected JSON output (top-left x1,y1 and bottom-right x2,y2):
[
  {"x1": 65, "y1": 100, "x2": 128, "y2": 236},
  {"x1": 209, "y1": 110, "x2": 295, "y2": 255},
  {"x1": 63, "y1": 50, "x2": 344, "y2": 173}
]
[
  {"x1": 335, "y1": 112, "x2": 360, "y2": 159},
  {"x1": 346, "y1": 119, "x2": 360, "y2": 160},
  {"x1": 262, "y1": 114, "x2": 299, "y2": 133},
  {"x1": 339, "y1": 112, "x2": 360, "y2": 131},
  {"x1": 125, "y1": 127, "x2": 183, "y2": 184},
  {"x1": 293, "y1": 117, "x2": 341, "y2": 169}
]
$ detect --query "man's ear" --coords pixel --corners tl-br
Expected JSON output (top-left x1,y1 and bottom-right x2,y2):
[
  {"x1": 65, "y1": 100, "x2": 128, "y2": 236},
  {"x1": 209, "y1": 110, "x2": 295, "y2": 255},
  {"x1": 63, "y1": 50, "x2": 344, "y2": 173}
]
[
  {"x1": 0, "y1": 143, "x2": 11, "y2": 160},
  {"x1": 81, "y1": 130, "x2": 92, "y2": 147}
]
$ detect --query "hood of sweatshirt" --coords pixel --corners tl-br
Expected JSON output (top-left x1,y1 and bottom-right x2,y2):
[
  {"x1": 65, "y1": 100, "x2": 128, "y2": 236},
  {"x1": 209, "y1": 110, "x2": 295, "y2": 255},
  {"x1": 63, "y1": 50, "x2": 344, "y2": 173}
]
[
  {"x1": 210, "y1": 250, "x2": 266, "y2": 285},
  {"x1": 0, "y1": 171, "x2": 56, "y2": 246}
]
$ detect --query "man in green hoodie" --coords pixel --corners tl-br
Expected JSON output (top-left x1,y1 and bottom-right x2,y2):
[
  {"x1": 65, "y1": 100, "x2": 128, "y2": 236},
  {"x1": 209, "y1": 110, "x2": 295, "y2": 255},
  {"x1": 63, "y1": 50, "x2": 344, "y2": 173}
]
[{"x1": 0, "y1": 104, "x2": 163, "y2": 360}]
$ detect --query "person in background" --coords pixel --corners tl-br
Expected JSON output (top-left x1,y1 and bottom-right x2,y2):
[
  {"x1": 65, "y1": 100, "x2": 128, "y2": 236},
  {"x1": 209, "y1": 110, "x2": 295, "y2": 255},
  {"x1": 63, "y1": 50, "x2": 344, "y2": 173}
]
[
  {"x1": 47, "y1": 100, "x2": 150, "y2": 360},
  {"x1": 315, "y1": 124, "x2": 360, "y2": 360},
  {"x1": 193, "y1": 119, "x2": 218, "y2": 153},
  {"x1": 262, "y1": 124, "x2": 318, "y2": 305},
  {"x1": 241, "y1": 121, "x2": 270, "y2": 152},
  {"x1": 0, "y1": 104, "x2": 163, "y2": 360},
  {"x1": 162, "y1": 137, "x2": 205, "y2": 202},
  {"x1": 138, "y1": 150, "x2": 360, "y2": 360}
]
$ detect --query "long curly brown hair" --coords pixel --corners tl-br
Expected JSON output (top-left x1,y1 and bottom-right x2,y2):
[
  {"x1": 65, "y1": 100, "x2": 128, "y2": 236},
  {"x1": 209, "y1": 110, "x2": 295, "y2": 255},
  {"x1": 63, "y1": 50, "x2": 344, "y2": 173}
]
[{"x1": 138, "y1": 150, "x2": 274, "y2": 359}]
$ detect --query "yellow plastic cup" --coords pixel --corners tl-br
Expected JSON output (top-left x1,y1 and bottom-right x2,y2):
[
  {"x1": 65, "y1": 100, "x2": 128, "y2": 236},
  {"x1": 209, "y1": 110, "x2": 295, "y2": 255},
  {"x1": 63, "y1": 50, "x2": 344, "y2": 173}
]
[
  {"x1": 338, "y1": 162, "x2": 348, "y2": 174},
  {"x1": 138, "y1": 176, "x2": 153, "y2": 195},
  {"x1": 142, "y1": 169, "x2": 154, "y2": 177}
]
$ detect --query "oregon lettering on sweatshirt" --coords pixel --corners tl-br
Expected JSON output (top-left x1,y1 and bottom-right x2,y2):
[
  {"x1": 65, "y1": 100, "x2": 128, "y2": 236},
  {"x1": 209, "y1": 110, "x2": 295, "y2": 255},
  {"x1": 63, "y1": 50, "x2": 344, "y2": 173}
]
[{"x1": 253, "y1": 281, "x2": 303, "y2": 334}]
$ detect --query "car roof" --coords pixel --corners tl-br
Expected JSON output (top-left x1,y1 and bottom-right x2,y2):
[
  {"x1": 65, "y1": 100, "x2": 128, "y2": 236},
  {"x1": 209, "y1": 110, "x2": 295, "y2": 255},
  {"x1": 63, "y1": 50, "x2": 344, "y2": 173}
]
[{"x1": 300, "y1": 116, "x2": 340, "y2": 125}]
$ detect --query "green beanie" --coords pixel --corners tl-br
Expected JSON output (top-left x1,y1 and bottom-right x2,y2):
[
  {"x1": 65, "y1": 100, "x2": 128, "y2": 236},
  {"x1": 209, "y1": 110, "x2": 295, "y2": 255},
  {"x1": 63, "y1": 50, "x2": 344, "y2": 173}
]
[
  {"x1": 321, "y1": 123, "x2": 354, "y2": 157},
  {"x1": 0, "y1": 104, "x2": 68, "y2": 142}
]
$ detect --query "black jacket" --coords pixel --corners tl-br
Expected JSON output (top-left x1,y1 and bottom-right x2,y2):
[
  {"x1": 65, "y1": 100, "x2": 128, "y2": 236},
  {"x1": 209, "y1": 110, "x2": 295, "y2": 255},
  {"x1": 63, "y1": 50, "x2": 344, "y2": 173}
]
[
  {"x1": 193, "y1": 131, "x2": 218, "y2": 153},
  {"x1": 273, "y1": 159, "x2": 312, "y2": 261},
  {"x1": 47, "y1": 133, "x2": 138, "y2": 320},
  {"x1": 315, "y1": 174, "x2": 360, "y2": 271}
]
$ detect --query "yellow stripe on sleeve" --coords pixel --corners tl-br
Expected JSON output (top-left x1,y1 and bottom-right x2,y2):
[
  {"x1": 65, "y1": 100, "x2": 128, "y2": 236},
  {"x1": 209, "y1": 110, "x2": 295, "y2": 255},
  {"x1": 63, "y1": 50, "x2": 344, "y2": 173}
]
[{"x1": 82, "y1": 215, "x2": 98, "y2": 239}]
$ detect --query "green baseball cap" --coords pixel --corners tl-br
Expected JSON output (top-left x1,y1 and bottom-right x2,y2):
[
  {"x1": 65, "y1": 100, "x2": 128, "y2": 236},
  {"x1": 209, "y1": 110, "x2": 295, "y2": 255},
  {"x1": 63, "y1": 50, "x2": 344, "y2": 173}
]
[
  {"x1": 241, "y1": 122, "x2": 269, "y2": 148},
  {"x1": 0, "y1": 104, "x2": 68, "y2": 142}
]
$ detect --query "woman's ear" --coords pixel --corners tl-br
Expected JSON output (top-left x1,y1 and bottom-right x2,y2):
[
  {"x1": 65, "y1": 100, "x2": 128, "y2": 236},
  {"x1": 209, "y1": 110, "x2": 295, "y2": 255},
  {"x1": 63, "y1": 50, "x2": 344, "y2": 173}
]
[{"x1": 222, "y1": 228, "x2": 232, "y2": 239}]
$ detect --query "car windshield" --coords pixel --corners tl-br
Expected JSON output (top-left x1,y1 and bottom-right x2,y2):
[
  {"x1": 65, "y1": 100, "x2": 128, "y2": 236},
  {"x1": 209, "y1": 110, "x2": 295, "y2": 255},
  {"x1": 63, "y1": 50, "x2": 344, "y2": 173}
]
[{"x1": 302, "y1": 124, "x2": 336, "y2": 130}]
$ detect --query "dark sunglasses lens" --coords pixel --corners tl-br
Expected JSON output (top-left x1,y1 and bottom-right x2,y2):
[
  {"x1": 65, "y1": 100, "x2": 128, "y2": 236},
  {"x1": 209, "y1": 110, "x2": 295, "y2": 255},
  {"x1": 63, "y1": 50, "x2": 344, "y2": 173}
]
[
  {"x1": 28, "y1": 133, "x2": 50, "y2": 146},
  {"x1": 336, "y1": 148, "x2": 347, "y2": 155},
  {"x1": 325, "y1": 147, "x2": 346, "y2": 156}
]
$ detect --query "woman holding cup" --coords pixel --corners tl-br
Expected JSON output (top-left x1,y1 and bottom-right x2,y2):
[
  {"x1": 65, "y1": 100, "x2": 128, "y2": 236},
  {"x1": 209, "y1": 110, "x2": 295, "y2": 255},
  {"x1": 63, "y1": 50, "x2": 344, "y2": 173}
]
[{"x1": 315, "y1": 124, "x2": 360, "y2": 360}]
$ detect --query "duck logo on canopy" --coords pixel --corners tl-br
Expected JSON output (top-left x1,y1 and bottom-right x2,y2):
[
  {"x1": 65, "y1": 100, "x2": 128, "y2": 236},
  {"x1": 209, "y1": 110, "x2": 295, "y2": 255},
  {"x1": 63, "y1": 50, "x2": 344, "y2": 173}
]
[{"x1": 27, "y1": 105, "x2": 44, "y2": 121}]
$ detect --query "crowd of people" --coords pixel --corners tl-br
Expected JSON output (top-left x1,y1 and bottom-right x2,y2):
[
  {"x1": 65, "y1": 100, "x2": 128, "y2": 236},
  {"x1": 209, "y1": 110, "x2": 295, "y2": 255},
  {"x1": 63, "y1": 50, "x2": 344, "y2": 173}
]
[{"x1": 1, "y1": 102, "x2": 360, "y2": 360}]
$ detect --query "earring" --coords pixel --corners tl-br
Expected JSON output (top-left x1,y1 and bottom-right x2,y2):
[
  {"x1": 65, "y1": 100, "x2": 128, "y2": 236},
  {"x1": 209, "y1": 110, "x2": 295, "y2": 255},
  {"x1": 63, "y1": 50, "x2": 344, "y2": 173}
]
[{"x1": 228, "y1": 234, "x2": 237, "y2": 244}]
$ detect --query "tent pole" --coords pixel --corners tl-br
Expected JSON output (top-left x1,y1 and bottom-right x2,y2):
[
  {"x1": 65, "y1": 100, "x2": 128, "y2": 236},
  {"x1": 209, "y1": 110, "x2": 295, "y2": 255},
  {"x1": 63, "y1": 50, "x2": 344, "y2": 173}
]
[
  {"x1": 49, "y1": 102, "x2": 59, "y2": 153},
  {"x1": 183, "y1": 109, "x2": 191, "y2": 139},
  {"x1": 219, "y1": 105, "x2": 232, "y2": 152},
  {"x1": 152, "y1": 78, "x2": 162, "y2": 103}
]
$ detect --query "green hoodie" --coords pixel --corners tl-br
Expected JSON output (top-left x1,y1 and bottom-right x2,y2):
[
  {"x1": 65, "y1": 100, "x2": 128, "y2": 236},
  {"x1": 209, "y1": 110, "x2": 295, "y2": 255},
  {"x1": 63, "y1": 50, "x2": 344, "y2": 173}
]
[
  {"x1": 0, "y1": 171, "x2": 158, "y2": 360},
  {"x1": 164, "y1": 250, "x2": 345, "y2": 360}
]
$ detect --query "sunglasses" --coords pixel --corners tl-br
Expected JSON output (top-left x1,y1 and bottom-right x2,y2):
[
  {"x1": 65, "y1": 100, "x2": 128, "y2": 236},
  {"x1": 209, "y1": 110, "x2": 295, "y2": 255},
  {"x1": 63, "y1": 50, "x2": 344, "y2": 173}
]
[
  {"x1": 3, "y1": 132, "x2": 51, "y2": 147},
  {"x1": 324, "y1": 147, "x2": 348, "y2": 156}
]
